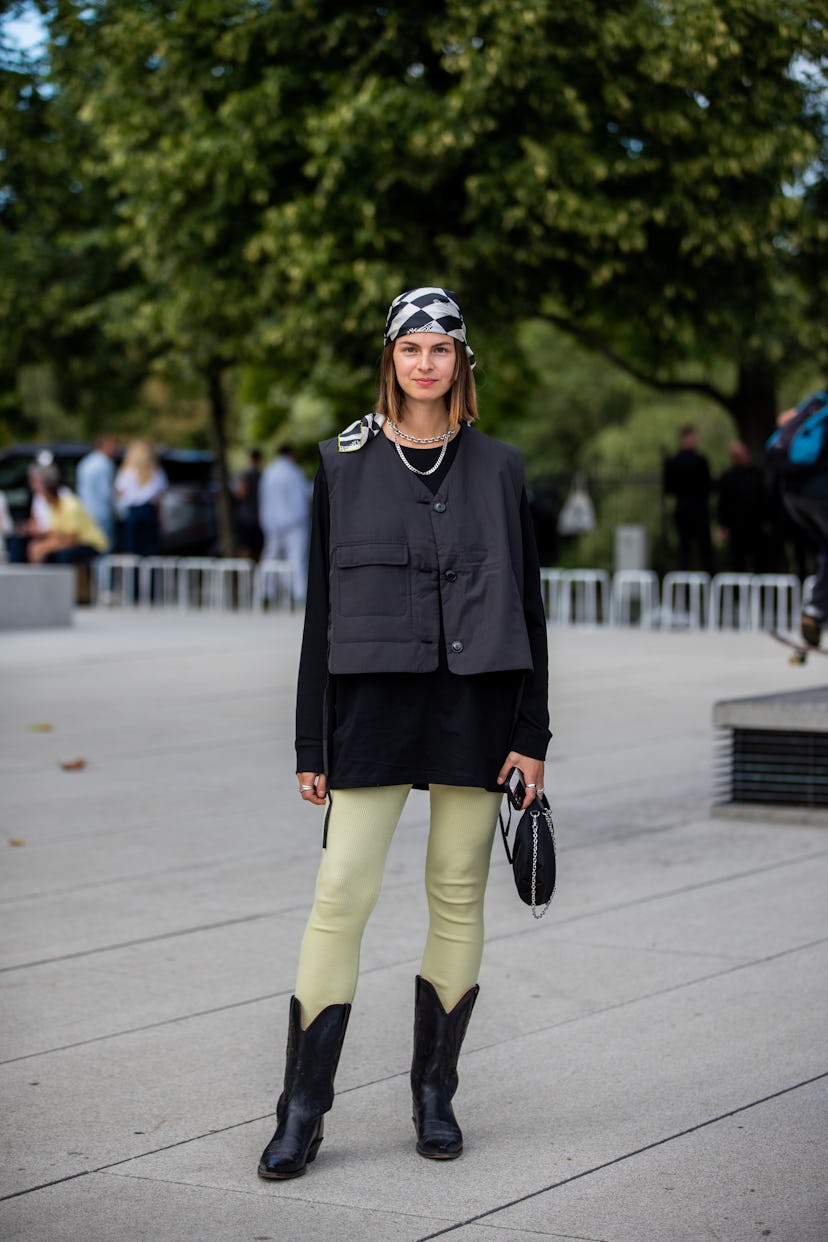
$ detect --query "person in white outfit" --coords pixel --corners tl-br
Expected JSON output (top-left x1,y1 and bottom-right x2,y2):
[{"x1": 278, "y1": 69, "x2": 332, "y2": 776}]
[
  {"x1": 258, "y1": 446, "x2": 311, "y2": 602},
  {"x1": 114, "y1": 440, "x2": 168, "y2": 557},
  {"x1": 29, "y1": 461, "x2": 72, "y2": 532}
]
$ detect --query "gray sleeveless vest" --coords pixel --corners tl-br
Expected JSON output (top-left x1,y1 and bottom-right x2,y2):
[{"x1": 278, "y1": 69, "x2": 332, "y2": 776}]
[{"x1": 320, "y1": 423, "x2": 534, "y2": 676}]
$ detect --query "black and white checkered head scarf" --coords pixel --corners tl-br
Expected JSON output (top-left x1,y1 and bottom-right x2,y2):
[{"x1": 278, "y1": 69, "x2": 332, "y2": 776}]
[{"x1": 384, "y1": 287, "x2": 475, "y2": 368}]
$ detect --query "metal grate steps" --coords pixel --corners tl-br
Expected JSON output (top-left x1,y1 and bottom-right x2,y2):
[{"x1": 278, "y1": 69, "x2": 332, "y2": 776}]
[
  {"x1": 713, "y1": 686, "x2": 828, "y2": 812},
  {"x1": 714, "y1": 726, "x2": 828, "y2": 808}
]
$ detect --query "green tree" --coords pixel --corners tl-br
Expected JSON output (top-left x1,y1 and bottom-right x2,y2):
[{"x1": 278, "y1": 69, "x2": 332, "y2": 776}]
[
  {"x1": 243, "y1": 0, "x2": 827, "y2": 455},
  {"x1": 38, "y1": 1, "x2": 282, "y2": 549},
  {"x1": 11, "y1": 0, "x2": 827, "y2": 494},
  {"x1": 0, "y1": 23, "x2": 140, "y2": 439}
]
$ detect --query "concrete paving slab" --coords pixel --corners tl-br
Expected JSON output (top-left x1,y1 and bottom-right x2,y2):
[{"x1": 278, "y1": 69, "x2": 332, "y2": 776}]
[
  {"x1": 493, "y1": 815, "x2": 828, "y2": 929},
  {"x1": 0, "y1": 920, "x2": 761, "y2": 1194},
  {"x1": 5, "y1": 788, "x2": 824, "y2": 970},
  {"x1": 472, "y1": 1076, "x2": 828, "y2": 1242},
  {"x1": 0, "y1": 1171, "x2": 445, "y2": 1242},
  {"x1": 547, "y1": 849, "x2": 828, "y2": 959},
  {"x1": 75, "y1": 941, "x2": 825, "y2": 1222},
  {"x1": 0, "y1": 916, "x2": 749, "y2": 1066},
  {"x1": 8, "y1": 807, "x2": 824, "y2": 1063},
  {"x1": 1, "y1": 613, "x2": 826, "y2": 1241}
]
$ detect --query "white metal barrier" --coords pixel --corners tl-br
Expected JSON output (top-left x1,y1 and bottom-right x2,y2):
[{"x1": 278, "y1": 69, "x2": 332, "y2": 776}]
[
  {"x1": 707, "y1": 573, "x2": 753, "y2": 631},
  {"x1": 254, "y1": 559, "x2": 295, "y2": 611},
  {"x1": 610, "y1": 570, "x2": 659, "y2": 627},
  {"x1": 561, "y1": 568, "x2": 611, "y2": 625},
  {"x1": 95, "y1": 554, "x2": 141, "y2": 607},
  {"x1": 177, "y1": 557, "x2": 217, "y2": 609},
  {"x1": 661, "y1": 572, "x2": 710, "y2": 630},
  {"x1": 749, "y1": 574, "x2": 801, "y2": 632},
  {"x1": 212, "y1": 558, "x2": 254, "y2": 610},
  {"x1": 138, "y1": 556, "x2": 179, "y2": 607},
  {"x1": 90, "y1": 560, "x2": 814, "y2": 630},
  {"x1": 539, "y1": 569, "x2": 565, "y2": 623}
]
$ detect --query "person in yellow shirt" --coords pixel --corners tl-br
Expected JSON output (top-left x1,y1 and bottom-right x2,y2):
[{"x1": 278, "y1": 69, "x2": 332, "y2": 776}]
[{"x1": 27, "y1": 466, "x2": 108, "y2": 564}]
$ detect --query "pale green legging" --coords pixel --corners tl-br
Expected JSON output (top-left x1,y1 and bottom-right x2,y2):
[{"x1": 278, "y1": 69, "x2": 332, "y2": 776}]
[{"x1": 295, "y1": 784, "x2": 502, "y2": 1025}]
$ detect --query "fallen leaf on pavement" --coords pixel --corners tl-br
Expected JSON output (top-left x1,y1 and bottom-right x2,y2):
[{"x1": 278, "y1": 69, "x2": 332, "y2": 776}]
[
  {"x1": 28, "y1": 723, "x2": 54, "y2": 732},
  {"x1": 8, "y1": 838, "x2": 26, "y2": 847},
  {"x1": 60, "y1": 758, "x2": 87, "y2": 771}
]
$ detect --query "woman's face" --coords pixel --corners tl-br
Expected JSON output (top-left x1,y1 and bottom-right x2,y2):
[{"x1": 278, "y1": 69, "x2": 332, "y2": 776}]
[{"x1": 392, "y1": 333, "x2": 456, "y2": 407}]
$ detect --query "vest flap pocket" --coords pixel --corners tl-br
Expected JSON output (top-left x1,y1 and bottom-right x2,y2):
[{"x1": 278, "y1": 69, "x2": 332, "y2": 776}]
[
  {"x1": 333, "y1": 542, "x2": 410, "y2": 619},
  {"x1": 334, "y1": 542, "x2": 409, "y2": 569}
]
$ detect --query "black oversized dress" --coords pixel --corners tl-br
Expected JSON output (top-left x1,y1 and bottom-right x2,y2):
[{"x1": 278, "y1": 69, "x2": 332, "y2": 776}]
[{"x1": 295, "y1": 427, "x2": 550, "y2": 791}]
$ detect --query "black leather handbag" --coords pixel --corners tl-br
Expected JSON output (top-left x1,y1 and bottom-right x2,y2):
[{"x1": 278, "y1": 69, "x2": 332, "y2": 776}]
[{"x1": 499, "y1": 793, "x2": 557, "y2": 919}]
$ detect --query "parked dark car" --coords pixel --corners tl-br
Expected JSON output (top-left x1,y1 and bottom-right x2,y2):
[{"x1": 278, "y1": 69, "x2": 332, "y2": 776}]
[{"x1": 0, "y1": 442, "x2": 219, "y2": 556}]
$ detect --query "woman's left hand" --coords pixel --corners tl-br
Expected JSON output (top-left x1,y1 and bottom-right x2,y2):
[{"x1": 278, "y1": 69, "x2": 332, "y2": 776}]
[{"x1": 497, "y1": 751, "x2": 545, "y2": 808}]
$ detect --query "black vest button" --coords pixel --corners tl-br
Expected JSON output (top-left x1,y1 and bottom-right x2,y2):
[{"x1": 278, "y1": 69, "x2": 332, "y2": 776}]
[
  {"x1": 433, "y1": 501, "x2": 446, "y2": 513},
  {"x1": 451, "y1": 640, "x2": 464, "y2": 653},
  {"x1": 445, "y1": 569, "x2": 458, "y2": 582}
]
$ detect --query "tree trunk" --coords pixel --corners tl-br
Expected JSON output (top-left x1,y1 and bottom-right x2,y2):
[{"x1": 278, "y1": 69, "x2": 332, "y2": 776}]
[
  {"x1": 725, "y1": 362, "x2": 778, "y2": 464},
  {"x1": 206, "y1": 361, "x2": 236, "y2": 558},
  {"x1": 546, "y1": 315, "x2": 782, "y2": 461}
]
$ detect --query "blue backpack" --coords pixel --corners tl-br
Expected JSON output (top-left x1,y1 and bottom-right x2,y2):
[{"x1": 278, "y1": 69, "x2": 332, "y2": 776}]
[{"x1": 765, "y1": 390, "x2": 828, "y2": 476}]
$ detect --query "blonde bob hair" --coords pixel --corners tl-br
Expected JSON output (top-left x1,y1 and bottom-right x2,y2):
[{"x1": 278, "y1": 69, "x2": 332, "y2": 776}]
[
  {"x1": 122, "y1": 439, "x2": 159, "y2": 487},
  {"x1": 375, "y1": 339, "x2": 478, "y2": 431}
]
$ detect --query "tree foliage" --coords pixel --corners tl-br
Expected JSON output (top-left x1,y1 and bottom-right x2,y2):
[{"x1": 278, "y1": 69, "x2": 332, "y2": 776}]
[
  {"x1": 2, "y1": 0, "x2": 826, "y2": 480},
  {"x1": 0, "y1": 27, "x2": 139, "y2": 436},
  {"x1": 239, "y1": 0, "x2": 827, "y2": 448}
]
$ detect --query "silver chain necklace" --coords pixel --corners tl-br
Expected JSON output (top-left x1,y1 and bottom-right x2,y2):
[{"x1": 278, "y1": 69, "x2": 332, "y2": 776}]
[
  {"x1": 386, "y1": 418, "x2": 453, "y2": 444},
  {"x1": 389, "y1": 421, "x2": 457, "y2": 477}
]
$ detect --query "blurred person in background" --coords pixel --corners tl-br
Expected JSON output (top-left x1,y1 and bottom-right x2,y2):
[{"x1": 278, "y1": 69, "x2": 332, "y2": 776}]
[
  {"x1": 28, "y1": 460, "x2": 71, "y2": 532},
  {"x1": 773, "y1": 399, "x2": 828, "y2": 647},
  {"x1": 0, "y1": 489, "x2": 12, "y2": 561},
  {"x1": 77, "y1": 433, "x2": 118, "y2": 551},
  {"x1": 258, "y1": 445, "x2": 311, "y2": 601},
  {"x1": 716, "y1": 441, "x2": 769, "y2": 573},
  {"x1": 7, "y1": 463, "x2": 71, "y2": 562},
  {"x1": 527, "y1": 480, "x2": 561, "y2": 566},
  {"x1": 663, "y1": 424, "x2": 716, "y2": 574},
  {"x1": 24, "y1": 466, "x2": 107, "y2": 564},
  {"x1": 233, "y1": 447, "x2": 264, "y2": 561},
  {"x1": 115, "y1": 440, "x2": 168, "y2": 557}
]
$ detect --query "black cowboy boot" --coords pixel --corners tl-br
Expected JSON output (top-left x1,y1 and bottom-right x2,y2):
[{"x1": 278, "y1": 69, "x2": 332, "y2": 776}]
[
  {"x1": 411, "y1": 975, "x2": 479, "y2": 1160},
  {"x1": 258, "y1": 995, "x2": 351, "y2": 1180}
]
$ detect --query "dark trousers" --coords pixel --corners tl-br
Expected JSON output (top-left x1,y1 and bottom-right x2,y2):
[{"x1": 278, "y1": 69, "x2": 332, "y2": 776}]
[
  {"x1": 725, "y1": 531, "x2": 767, "y2": 575},
  {"x1": 783, "y1": 492, "x2": 828, "y2": 619},
  {"x1": 44, "y1": 545, "x2": 98, "y2": 565},
  {"x1": 7, "y1": 538, "x2": 96, "y2": 565},
  {"x1": 675, "y1": 508, "x2": 715, "y2": 575},
  {"x1": 123, "y1": 503, "x2": 160, "y2": 557},
  {"x1": 7, "y1": 534, "x2": 29, "y2": 563}
]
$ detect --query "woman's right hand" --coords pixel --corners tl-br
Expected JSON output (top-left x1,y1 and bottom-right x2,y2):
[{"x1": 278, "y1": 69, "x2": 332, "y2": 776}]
[{"x1": 297, "y1": 772, "x2": 327, "y2": 805}]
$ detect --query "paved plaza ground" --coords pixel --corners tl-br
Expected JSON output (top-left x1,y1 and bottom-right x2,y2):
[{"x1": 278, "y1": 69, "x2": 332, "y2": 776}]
[{"x1": 1, "y1": 610, "x2": 826, "y2": 1241}]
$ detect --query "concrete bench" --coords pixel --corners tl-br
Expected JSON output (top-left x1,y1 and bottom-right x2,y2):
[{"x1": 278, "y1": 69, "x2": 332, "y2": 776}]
[{"x1": 0, "y1": 565, "x2": 74, "y2": 631}]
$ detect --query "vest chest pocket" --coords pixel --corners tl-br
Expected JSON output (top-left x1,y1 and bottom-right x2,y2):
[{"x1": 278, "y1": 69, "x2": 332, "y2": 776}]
[{"x1": 333, "y1": 542, "x2": 410, "y2": 618}]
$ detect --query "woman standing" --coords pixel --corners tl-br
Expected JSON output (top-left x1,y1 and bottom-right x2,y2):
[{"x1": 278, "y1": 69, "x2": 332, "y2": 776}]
[
  {"x1": 114, "y1": 440, "x2": 168, "y2": 557},
  {"x1": 259, "y1": 288, "x2": 550, "y2": 1179}
]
